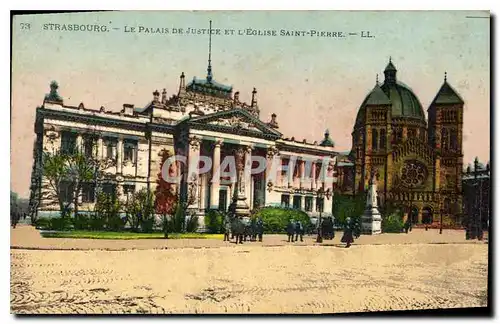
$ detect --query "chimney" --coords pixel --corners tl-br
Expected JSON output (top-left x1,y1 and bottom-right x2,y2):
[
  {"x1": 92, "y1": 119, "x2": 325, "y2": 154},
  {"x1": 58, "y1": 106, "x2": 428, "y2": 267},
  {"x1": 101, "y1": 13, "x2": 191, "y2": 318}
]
[
  {"x1": 161, "y1": 88, "x2": 167, "y2": 104},
  {"x1": 123, "y1": 104, "x2": 134, "y2": 116}
]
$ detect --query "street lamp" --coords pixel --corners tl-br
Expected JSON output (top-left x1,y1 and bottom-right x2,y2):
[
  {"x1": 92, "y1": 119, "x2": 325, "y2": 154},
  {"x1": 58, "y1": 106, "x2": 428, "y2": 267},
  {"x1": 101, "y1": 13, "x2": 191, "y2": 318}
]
[
  {"x1": 439, "y1": 198, "x2": 443, "y2": 235},
  {"x1": 316, "y1": 187, "x2": 325, "y2": 243}
]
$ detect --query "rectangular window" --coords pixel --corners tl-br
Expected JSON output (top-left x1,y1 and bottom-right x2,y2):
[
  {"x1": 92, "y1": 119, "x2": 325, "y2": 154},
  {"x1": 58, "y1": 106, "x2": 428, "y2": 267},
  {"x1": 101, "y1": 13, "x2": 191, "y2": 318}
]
[
  {"x1": 218, "y1": 188, "x2": 228, "y2": 211},
  {"x1": 102, "y1": 183, "x2": 117, "y2": 200},
  {"x1": 60, "y1": 131, "x2": 77, "y2": 155},
  {"x1": 81, "y1": 183, "x2": 96, "y2": 203},
  {"x1": 60, "y1": 181, "x2": 74, "y2": 203},
  {"x1": 281, "y1": 194, "x2": 290, "y2": 208},
  {"x1": 104, "y1": 138, "x2": 117, "y2": 160},
  {"x1": 124, "y1": 141, "x2": 137, "y2": 163},
  {"x1": 316, "y1": 197, "x2": 324, "y2": 212},
  {"x1": 293, "y1": 195, "x2": 302, "y2": 210},
  {"x1": 83, "y1": 138, "x2": 95, "y2": 157},
  {"x1": 123, "y1": 184, "x2": 136, "y2": 195},
  {"x1": 305, "y1": 196, "x2": 313, "y2": 212}
]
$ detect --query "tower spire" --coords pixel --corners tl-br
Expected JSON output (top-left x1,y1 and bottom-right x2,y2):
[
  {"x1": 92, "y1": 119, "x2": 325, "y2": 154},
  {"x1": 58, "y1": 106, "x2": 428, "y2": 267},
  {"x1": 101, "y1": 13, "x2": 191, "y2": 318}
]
[
  {"x1": 376, "y1": 74, "x2": 379, "y2": 85},
  {"x1": 207, "y1": 20, "x2": 213, "y2": 83},
  {"x1": 444, "y1": 71, "x2": 447, "y2": 82}
]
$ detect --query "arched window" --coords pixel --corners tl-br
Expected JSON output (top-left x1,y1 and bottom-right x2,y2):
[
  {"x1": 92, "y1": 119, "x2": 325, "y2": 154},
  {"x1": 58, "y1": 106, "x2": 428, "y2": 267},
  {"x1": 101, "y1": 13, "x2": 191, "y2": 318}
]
[
  {"x1": 441, "y1": 128, "x2": 449, "y2": 150},
  {"x1": 443, "y1": 198, "x2": 451, "y2": 214},
  {"x1": 408, "y1": 128, "x2": 416, "y2": 139},
  {"x1": 450, "y1": 129, "x2": 458, "y2": 151},
  {"x1": 372, "y1": 129, "x2": 378, "y2": 150},
  {"x1": 380, "y1": 129, "x2": 386, "y2": 149}
]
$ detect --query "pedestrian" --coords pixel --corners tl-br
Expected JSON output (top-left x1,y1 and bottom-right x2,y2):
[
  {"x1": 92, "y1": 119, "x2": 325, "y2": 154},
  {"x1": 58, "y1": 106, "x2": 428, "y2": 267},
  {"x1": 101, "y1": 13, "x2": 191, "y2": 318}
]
[
  {"x1": 404, "y1": 219, "x2": 410, "y2": 234},
  {"x1": 295, "y1": 220, "x2": 304, "y2": 242},
  {"x1": 256, "y1": 217, "x2": 264, "y2": 242},
  {"x1": 223, "y1": 214, "x2": 231, "y2": 242},
  {"x1": 286, "y1": 219, "x2": 295, "y2": 242},
  {"x1": 340, "y1": 217, "x2": 355, "y2": 248},
  {"x1": 11, "y1": 212, "x2": 19, "y2": 229}
]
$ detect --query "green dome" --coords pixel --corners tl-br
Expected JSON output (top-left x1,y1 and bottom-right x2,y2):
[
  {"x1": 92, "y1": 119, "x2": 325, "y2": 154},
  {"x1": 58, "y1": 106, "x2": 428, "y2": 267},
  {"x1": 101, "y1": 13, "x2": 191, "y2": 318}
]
[{"x1": 355, "y1": 60, "x2": 425, "y2": 126}]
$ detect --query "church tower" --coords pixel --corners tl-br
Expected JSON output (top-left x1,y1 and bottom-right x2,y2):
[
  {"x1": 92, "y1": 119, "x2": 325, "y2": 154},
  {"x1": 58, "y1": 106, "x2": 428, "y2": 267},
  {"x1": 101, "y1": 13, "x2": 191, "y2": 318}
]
[{"x1": 427, "y1": 73, "x2": 464, "y2": 215}]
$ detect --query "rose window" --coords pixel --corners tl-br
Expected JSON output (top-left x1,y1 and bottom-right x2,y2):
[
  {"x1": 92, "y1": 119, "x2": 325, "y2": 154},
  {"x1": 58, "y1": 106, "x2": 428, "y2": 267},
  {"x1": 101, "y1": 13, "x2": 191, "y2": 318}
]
[{"x1": 400, "y1": 160, "x2": 427, "y2": 187}]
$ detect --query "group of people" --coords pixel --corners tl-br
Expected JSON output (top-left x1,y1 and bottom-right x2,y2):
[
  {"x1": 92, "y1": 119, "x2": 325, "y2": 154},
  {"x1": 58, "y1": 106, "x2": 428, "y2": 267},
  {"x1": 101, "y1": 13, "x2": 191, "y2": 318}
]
[
  {"x1": 11, "y1": 211, "x2": 26, "y2": 229},
  {"x1": 285, "y1": 217, "x2": 357, "y2": 248},
  {"x1": 286, "y1": 219, "x2": 305, "y2": 242},
  {"x1": 222, "y1": 203, "x2": 265, "y2": 244}
]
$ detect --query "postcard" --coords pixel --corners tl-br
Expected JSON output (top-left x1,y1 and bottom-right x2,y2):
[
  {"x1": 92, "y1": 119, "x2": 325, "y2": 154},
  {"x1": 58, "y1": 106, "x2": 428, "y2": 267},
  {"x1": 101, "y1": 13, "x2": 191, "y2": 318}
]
[{"x1": 10, "y1": 10, "x2": 490, "y2": 315}]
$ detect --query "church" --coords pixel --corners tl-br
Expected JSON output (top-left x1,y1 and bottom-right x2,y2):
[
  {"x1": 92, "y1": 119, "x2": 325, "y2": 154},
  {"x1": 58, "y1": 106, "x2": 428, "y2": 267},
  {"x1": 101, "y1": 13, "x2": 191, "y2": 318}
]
[
  {"x1": 335, "y1": 59, "x2": 465, "y2": 226},
  {"x1": 29, "y1": 39, "x2": 338, "y2": 227}
]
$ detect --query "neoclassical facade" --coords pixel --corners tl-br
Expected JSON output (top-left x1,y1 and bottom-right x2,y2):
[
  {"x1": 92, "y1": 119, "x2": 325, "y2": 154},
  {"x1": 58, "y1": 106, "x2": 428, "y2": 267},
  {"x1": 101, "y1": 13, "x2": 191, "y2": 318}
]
[
  {"x1": 29, "y1": 61, "x2": 338, "y2": 225},
  {"x1": 344, "y1": 59, "x2": 465, "y2": 225}
]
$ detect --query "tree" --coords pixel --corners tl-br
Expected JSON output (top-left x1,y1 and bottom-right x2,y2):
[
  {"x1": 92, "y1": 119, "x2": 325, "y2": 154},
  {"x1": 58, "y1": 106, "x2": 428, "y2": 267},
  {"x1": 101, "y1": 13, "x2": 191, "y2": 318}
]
[
  {"x1": 125, "y1": 188, "x2": 155, "y2": 233},
  {"x1": 42, "y1": 149, "x2": 113, "y2": 218},
  {"x1": 153, "y1": 149, "x2": 196, "y2": 236},
  {"x1": 155, "y1": 149, "x2": 178, "y2": 216},
  {"x1": 332, "y1": 193, "x2": 366, "y2": 228}
]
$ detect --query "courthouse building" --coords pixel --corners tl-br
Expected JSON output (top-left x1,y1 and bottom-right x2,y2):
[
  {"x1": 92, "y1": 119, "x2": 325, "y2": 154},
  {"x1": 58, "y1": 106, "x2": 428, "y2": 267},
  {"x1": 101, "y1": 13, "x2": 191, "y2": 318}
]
[{"x1": 29, "y1": 56, "x2": 338, "y2": 224}]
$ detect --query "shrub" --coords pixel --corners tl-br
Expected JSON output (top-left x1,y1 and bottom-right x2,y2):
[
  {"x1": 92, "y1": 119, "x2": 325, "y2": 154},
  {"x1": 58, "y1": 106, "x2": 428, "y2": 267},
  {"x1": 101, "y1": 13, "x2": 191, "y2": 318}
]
[
  {"x1": 186, "y1": 215, "x2": 199, "y2": 233},
  {"x1": 204, "y1": 210, "x2": 224, "y2": 234},
  {"x1": 333, "y1": 194, "x2": 365, "y2": 227},
  {"x1": 34, "y1": 217, "x2": 51, "y2": 230},
  {"x1": 49, "y1": 217, "x2": 73, "y2": 231},
  {"x1": 73, "y1": 214, "x2": 90, "y2": 230},
  {"x1": 382, "y1": 210, "x2": 404, "y2": 233},
  {"x1": 140, "y1": 217, "x2": 155, "y2": 233},
  {"x1": 172, "y1": 203, "x2": 186, "y2": 233},
  {"x1": 89, "y1": 213, "x2": 106, "y2": 231},
  {"x1": 252, "y1": 207, "x2": 312, "y2": 234}
]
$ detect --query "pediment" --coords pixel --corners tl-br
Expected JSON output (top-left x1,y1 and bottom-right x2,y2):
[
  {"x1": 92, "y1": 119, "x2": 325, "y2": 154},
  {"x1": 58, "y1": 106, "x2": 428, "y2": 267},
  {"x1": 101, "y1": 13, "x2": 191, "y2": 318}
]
[{"x1": 187, "y1": 109, "x2": 282, "y2": 138}]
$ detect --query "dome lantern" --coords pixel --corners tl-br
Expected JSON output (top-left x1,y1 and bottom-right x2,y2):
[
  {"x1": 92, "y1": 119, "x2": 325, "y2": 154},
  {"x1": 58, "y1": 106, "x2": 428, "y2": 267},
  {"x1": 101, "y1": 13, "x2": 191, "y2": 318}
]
[{"x1": 384, "y1": 57, "x2": 397, "y2": 85}]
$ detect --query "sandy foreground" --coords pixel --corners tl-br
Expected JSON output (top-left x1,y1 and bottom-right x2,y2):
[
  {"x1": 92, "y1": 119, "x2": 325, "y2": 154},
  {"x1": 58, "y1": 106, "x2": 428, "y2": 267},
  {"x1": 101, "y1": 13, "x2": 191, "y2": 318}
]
[{"x1": 11, "y1": 242, "x2": 488, "y2": 314}]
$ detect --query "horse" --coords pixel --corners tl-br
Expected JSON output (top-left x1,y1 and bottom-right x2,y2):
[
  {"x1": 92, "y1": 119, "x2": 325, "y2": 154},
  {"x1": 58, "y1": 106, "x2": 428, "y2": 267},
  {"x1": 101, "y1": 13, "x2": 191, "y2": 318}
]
[{"x1": 230, "y1": 216, "x2": 246, "y2": 244}]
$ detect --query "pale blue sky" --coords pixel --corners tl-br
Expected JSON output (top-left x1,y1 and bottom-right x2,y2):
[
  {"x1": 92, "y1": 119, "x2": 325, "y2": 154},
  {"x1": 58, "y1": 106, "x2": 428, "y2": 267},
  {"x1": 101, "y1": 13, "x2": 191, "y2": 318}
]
[{"x1": 12, "y1": 11, "x2": 490, "y2": 197}]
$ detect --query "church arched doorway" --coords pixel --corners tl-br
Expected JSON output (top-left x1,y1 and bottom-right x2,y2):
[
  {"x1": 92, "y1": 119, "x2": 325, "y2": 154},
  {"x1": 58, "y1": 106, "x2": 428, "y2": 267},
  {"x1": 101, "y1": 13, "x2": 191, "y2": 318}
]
[
  {"x1": 409, "y1": 206, "x2": 419, "y2": 225},
  {"x1": 422, "y1": 206, "x2": 433, "y2": 224}
]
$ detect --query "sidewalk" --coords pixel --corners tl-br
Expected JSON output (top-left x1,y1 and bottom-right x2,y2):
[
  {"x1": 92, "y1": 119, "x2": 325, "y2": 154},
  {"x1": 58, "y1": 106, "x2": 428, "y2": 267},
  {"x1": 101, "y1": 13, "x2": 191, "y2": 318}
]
[{"x1": 10, "y1": 224, "x2": 487, "y2": 251}]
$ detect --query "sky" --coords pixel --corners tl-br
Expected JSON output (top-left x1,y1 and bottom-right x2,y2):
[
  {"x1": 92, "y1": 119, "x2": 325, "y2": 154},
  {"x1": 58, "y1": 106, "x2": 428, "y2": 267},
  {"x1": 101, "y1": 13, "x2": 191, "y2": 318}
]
[{"x1": 11, "y1": 11, "x2": 490, "y2": 198}]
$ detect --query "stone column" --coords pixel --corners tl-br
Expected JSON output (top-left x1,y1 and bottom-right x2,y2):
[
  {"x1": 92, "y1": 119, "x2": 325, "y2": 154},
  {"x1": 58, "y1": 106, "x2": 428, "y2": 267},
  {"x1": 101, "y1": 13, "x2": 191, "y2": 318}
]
[
  {"x1": 311, "y1": 161, "x2": 317, "y2": 190},
  {"x1": 299, "y1": 160, "x2": 305, "y2": 189},
  {"x1": 210, "y1": 139, "x2": 223, "y2": 209},
  {"x1": 76, "y1": 134, "x2": 83, "y2": 152},
  {"x1": 199, "y1": 173, "x2": 207, "y2": 211},
  {"x1": 244, "y1": 145, "x2": 253, "y2": 203},
  {"x1": 117, "y1": 137, "x2": 123, "y2": 174},
  {"x1": 97, "y1": 136, "x2": 104, "y2": 159},
  {"x1": 288, "y1": 157, "x2": 295, "y2": 188},
  {"x1": 311, "y1": 196, "x2": 317, "y2": 214},
  {"x1": 300, "y1": 195, "x2": 305, "y2": 211}
]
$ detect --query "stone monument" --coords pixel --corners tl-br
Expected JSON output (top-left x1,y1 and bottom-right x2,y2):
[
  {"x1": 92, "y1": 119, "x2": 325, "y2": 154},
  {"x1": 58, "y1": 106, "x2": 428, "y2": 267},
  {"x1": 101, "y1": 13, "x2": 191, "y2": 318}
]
[
  {"x1": 234, "y1": 147, "x2": 250, "y2": 218},
  {"x1": 361, "y1": 171, "x2": 382, "y2": 235}
]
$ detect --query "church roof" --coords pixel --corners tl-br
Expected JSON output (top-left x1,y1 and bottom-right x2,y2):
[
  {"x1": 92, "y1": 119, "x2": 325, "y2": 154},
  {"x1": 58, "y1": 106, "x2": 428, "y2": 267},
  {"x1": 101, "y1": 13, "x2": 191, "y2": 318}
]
[
  {"x1": 319, "y1": 129, "x2": 335, "y2": 147},
  {"x1": 364, "y1": 84, "x2": 391, "y2": 106},
  {"x1": 431, "y1": 80, "x2": 464, "y2": 105},
  {"x1": 384, "y1": 60, "x2": 397, "y2": 72},
  {"x1": 187, "y1": 77, "x2": 233, "y2": 94}
]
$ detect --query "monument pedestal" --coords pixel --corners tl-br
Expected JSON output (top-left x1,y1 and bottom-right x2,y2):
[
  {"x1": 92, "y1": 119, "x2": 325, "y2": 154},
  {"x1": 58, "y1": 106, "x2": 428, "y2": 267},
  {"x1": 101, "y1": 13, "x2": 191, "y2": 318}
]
[
  {"x1": 361, "y1": 172, "x2": 382, "y2": 235},
  {"x1": 361, "y1": 207, "x2": 382, "y2": 235},
  {"x1": 235, "y1": 195, "x2": 250, "y2": 219}
]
